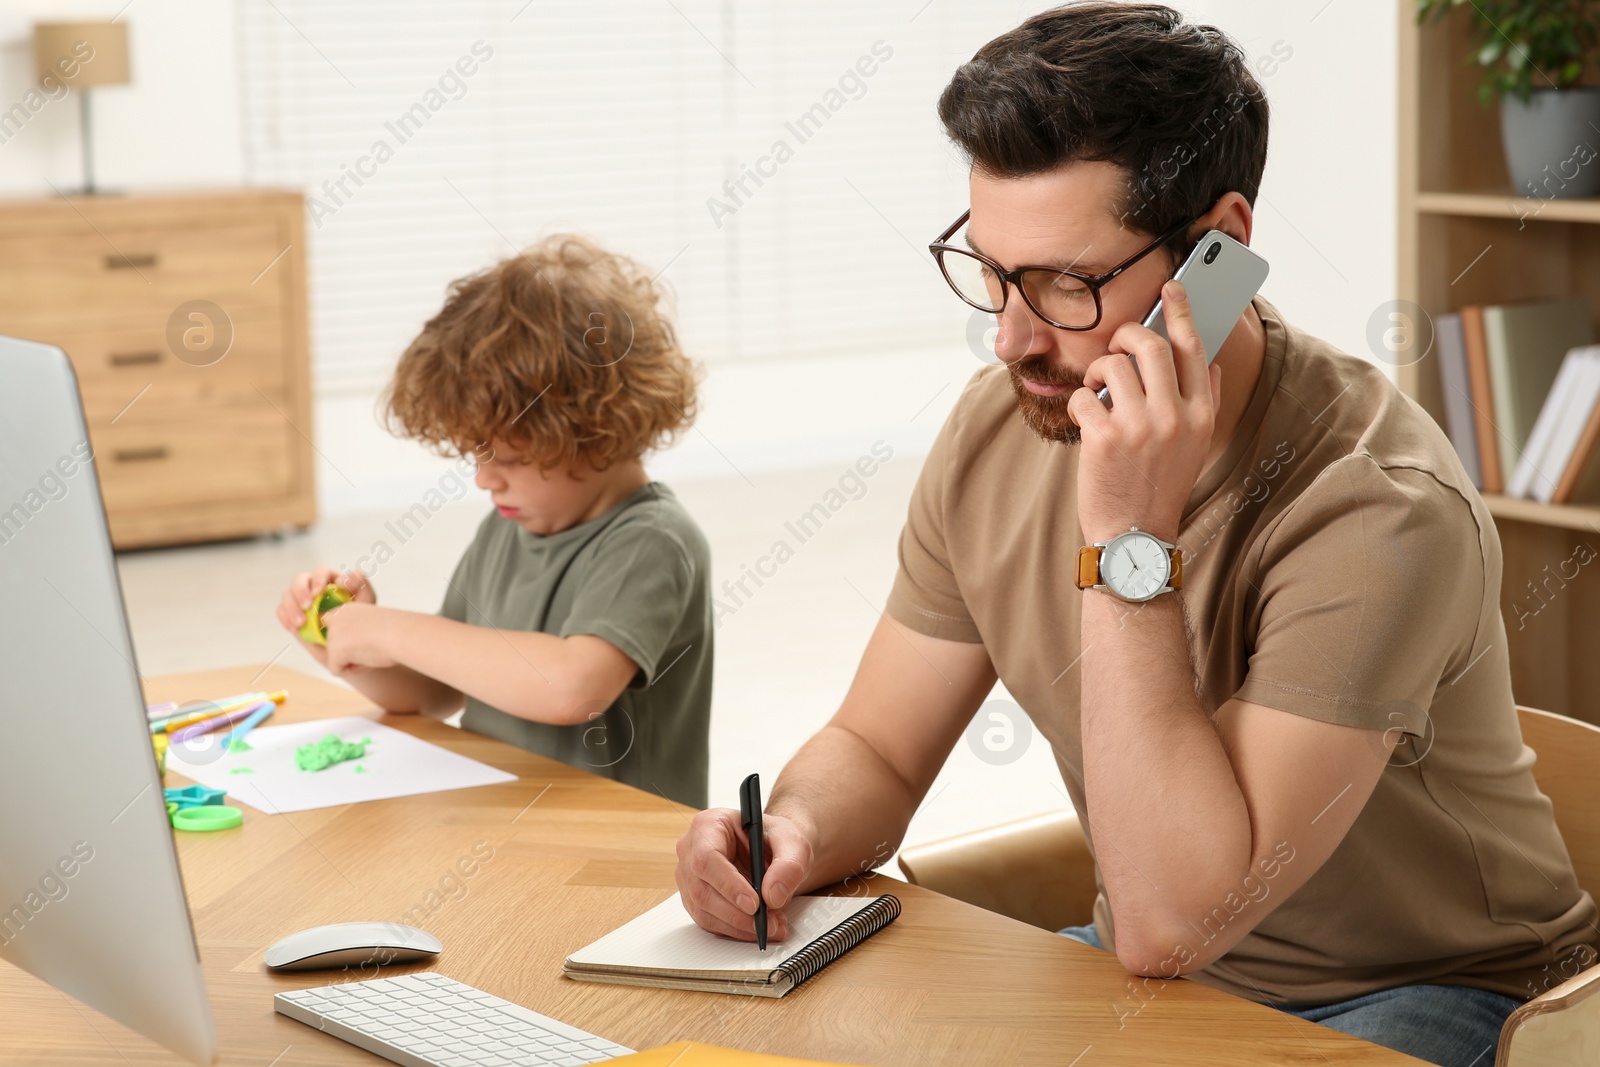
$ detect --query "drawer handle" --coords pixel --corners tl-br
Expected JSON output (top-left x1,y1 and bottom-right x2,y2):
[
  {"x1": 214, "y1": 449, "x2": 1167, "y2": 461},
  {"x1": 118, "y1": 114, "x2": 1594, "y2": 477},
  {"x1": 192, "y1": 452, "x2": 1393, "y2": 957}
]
[
  {"x1": 106, "y1": 253, "x2": 159, "y2": 270},
  {"x1": 113, "y1": 446, "x2": 170, "y2": 463},
  {"x1": 110, "y1": 350, "x2": 162, "y2": 367}
]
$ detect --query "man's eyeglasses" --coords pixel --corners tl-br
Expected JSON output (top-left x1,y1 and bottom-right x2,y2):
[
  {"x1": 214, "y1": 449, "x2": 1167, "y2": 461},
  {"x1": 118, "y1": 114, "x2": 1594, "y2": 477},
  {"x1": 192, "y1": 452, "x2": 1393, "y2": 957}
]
[{"x1": 929, "y1": 209, "x2": 1195, "y2": 331}]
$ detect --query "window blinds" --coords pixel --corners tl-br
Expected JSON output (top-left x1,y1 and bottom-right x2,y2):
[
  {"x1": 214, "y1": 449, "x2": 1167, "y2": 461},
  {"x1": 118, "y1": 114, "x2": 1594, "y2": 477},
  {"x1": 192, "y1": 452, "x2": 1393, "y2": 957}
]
[{"x1": 237, "y1": 1, "x2": 1016, "y2": 392}]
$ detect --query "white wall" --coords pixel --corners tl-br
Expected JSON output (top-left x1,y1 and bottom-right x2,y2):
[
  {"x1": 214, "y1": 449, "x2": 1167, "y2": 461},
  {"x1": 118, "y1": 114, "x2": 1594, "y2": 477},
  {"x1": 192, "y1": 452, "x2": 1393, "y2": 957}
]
[
  {"x1": 1185, "y1": 0, "x2": 1399, "y2": 373},
  {"x1": 0, "y1": 1, "x2": 1398, "y2": 516},
  {"x1": 0, "y1": 0, "x2": 242, "y2": 193}
]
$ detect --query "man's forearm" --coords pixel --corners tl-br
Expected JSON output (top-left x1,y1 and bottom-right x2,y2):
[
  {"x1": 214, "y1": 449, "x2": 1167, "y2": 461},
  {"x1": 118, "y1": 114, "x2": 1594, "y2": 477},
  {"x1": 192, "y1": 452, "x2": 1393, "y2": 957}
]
[
  {"x1": 768, "y1": 724, "x2": 918, "y2": 893},
  {"x1": 1079, "y1": 590, "x2": 1253, "y2": 963}
]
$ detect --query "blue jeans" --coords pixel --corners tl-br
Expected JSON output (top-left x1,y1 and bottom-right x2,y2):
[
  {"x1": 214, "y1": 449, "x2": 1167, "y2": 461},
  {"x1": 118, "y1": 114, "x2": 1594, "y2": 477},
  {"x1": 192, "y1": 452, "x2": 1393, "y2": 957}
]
[{"x1": 1059, "y1": 924, "x2": 1517, "y2": 1067}]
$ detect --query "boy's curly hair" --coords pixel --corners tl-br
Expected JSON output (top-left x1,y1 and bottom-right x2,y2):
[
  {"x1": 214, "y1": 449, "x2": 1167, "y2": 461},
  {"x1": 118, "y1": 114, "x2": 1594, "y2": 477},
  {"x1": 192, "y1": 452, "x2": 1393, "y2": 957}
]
[{"x1": 382, "y1": 234, "x2": 700, "y2": 471}]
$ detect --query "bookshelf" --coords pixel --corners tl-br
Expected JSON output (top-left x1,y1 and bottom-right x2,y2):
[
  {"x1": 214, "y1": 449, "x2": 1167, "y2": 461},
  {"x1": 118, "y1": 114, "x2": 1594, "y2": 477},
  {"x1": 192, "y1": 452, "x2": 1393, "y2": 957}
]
[{"x1": 1399, "y1": 6, "x2": 1600, "y2": 724}]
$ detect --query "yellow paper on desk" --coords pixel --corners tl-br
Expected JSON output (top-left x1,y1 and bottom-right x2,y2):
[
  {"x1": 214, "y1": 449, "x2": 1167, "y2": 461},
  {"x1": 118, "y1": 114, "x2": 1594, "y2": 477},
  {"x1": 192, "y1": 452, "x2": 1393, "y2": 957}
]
[{"x1": 604, "y1": 1041, "x2": 868, "y2": 1066}]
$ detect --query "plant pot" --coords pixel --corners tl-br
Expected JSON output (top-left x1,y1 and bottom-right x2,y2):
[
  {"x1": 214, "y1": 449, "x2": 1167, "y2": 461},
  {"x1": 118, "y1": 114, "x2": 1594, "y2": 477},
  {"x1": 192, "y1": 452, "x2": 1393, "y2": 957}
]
[{"x1": 1500, "y1": 87, "x2": 1600, "y2": 200}]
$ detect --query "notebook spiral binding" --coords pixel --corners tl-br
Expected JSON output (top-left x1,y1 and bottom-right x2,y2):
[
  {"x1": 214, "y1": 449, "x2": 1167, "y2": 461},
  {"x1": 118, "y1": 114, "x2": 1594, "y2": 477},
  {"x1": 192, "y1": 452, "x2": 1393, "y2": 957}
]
[{"x1": 776, "y1": 895, "x2": 902, "y2": 989}]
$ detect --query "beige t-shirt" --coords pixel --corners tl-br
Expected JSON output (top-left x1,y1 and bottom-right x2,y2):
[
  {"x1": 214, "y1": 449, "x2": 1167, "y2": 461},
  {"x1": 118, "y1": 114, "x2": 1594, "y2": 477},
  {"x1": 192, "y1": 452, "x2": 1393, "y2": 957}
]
[{"x1": 886, "y1": 294, "x2": 1598, "y2": 1004}]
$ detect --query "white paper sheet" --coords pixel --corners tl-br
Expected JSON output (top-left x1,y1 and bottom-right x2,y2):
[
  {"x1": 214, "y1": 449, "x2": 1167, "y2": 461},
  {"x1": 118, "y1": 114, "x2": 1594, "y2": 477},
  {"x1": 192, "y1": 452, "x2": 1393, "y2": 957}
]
[{"x1": 163, "y1": 715, "x2": 516, "y2": 814}]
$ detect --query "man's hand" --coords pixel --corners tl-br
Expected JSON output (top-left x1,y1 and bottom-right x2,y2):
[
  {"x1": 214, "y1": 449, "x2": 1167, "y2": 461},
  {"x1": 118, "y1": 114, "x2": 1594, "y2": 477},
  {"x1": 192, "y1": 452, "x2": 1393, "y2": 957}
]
[
  {"x1": 672, "y1": 618, "x2": 997, "y2": 941},
  {"x1": 1068, "y1": 278, "x2": 1223, "y2": 544},
  {"x1": 675, "y1": 807, "x2": 814, "y2": 942}
]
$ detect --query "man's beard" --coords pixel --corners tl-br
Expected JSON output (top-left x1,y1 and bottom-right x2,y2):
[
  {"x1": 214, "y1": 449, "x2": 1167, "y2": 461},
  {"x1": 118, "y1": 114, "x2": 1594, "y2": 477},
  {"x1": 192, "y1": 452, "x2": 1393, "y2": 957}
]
[{"x1": 1008, "y1": 354, "x2": 1084, "y2": 445}]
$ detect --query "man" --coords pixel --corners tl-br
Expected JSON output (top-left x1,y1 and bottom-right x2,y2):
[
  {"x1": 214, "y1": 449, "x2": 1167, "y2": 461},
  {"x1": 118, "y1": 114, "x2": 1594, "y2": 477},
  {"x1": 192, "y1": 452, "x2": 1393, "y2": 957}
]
[{"x1": 673, "y1": 5, "x2": 1598, "y2": 1066}]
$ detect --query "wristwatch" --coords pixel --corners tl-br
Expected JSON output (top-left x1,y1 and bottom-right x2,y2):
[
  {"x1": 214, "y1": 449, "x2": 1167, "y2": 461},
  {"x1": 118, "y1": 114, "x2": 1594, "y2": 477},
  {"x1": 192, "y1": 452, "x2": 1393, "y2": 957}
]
[{"x1": 1075, "y1": 526, "x2": 1183, "y2": 602}]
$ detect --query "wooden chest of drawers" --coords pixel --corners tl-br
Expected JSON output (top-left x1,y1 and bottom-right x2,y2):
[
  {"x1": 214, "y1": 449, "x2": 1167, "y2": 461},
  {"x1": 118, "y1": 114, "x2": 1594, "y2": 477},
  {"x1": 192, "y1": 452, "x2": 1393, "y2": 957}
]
[{"x1": 0, "y1": 190, "x2": 316, "y2": 548}]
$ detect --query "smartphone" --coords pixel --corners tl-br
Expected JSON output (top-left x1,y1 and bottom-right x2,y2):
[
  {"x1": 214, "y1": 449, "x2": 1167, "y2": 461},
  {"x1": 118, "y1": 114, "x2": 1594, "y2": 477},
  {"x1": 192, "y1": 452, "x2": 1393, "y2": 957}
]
[{"x1": 1096, "y1": 229, "x2": 1270, "y2": 408}]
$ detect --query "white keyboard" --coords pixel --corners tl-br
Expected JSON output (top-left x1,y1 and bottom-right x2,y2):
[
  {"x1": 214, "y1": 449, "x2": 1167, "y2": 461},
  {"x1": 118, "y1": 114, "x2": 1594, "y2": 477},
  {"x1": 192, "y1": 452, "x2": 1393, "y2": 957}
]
[{"x1": 274, "y1": 971, "x2": 634, "y2": 1067}]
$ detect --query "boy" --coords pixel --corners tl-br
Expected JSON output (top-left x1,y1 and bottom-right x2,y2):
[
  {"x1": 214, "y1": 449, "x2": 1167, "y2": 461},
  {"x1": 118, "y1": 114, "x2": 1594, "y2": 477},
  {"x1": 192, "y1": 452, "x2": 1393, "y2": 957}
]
[{"x1": 276, "y1": 234, "x2": 713, "y2": 808}]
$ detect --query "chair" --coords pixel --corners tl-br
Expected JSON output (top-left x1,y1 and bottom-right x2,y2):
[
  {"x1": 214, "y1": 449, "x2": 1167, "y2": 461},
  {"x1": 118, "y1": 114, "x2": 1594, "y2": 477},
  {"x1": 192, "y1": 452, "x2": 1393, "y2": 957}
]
[{"x1": 897, "y1": 706, "x2": 1600, "y2": 1067}]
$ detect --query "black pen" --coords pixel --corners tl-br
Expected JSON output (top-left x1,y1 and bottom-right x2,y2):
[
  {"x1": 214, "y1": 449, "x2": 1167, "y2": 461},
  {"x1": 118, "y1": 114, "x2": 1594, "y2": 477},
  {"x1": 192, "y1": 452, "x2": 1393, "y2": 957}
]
[{"x1": 739, "y1": 772, "x2": 768, "y2": 950}]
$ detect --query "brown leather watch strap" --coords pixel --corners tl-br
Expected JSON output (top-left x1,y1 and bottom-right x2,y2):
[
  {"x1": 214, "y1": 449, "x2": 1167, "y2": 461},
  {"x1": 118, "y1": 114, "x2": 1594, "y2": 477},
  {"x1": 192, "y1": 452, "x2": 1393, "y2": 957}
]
[
  {"x1": 1075, "y1": 545, "x2": 1101, "y2": 590},
  {"x1": 1075, "y1": 544, "x2": 1184, "y2": 591}
]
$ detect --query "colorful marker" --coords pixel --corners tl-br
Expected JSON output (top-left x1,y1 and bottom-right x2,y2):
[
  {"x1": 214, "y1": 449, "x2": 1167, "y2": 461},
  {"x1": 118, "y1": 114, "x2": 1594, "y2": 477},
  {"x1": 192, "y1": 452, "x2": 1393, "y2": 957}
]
[
  {"x1": 152, "y1": 696, "x2": 254, "y2": 733},
  {"x1": 222, "y1": 700, "x2": 276, "y2": 751},
  {"x1": 169, "y1": 703, "x2": 269, "y2": 745},
  {"x1": 151, "y1": 702, "x2": 243, "y2": 736},
  {"x1": 149, "y1": 692, "x2": 258, "y2": 722},
  {"x1": 151, "y1": 690, "x2": 288, "y2": 734}
]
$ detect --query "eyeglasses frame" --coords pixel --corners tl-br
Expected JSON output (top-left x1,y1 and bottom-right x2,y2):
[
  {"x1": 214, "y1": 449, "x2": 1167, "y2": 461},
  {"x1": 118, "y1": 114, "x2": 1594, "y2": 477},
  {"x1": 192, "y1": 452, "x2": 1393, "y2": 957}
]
[{"x1": 929, "y1": 208, "x2": 1197, "y2": 331}]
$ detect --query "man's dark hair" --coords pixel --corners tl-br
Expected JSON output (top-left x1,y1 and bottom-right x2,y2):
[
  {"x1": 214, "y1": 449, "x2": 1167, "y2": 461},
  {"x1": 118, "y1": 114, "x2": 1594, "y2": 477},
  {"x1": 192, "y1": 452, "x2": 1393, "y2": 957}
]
[{"x1": 937, "y1": 2, "x2": 1269, "y2": 266}]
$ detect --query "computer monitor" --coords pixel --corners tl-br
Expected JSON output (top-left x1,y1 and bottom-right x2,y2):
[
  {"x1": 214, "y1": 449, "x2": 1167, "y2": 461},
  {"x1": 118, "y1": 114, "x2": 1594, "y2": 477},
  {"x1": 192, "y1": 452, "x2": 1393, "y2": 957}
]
[{"x1": 0, "y1": 337, "x2": 217, "y2": 1064}]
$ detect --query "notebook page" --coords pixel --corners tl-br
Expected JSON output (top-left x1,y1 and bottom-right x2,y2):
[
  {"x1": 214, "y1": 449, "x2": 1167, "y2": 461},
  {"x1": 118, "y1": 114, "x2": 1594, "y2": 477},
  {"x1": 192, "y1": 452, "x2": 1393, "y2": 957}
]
[{"x1": 567, "y1": 893, "x2": 880, "y2": 973}]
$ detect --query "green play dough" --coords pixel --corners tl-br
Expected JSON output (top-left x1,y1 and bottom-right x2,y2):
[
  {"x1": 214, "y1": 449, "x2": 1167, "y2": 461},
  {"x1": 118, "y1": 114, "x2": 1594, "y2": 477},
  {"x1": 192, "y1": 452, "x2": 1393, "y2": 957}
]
[
  {"x1": 229, "y1": 767, "x2": 254, "y2": 775},
  {"x1": 295, "y1": 734, "x2": 371, "y2": 772},
  {"x1": 353, "y1": 764, "x2": 368, "y2": 774},
  {"x1": 228, "y1": 739, "x2": 253, "y2": 753}
]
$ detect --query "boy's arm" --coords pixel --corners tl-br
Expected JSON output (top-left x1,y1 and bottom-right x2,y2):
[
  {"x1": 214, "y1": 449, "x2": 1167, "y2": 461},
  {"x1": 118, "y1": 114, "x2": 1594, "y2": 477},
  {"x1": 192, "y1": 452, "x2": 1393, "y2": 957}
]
[
  {"x1": 276, "y1": 566, "x2": 464, "y2": 717},
  {"x1": 330, "y1": 660, "x2": 464, "y2": 718},
  {"x1": 323, "y1": 603, "x2": 638, "y2": 726}
]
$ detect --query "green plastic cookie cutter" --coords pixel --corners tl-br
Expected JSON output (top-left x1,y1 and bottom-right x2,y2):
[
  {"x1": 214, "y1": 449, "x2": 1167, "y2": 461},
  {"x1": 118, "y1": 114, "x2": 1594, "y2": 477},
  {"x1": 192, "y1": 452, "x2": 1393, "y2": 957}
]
[
  {"x1": 297, "y1": 583, "x2": 354, "y2": 646},
  {"x1": 172, "y1": 805, "x2": 243, "y2": 832},
  {"x1": 166, "y1": 800, "x2": 179, "y2": 822}
]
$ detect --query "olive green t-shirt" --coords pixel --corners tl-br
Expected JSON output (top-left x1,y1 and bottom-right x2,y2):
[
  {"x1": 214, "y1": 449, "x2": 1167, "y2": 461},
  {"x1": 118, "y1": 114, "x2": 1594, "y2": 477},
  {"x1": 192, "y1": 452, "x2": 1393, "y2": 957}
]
[
  {"x1": 886, "y1": 294, "x2": 1598, "y2": 1005},
  {"x1": 439, "y1": 482, "x2": 712, "y2": 808}
]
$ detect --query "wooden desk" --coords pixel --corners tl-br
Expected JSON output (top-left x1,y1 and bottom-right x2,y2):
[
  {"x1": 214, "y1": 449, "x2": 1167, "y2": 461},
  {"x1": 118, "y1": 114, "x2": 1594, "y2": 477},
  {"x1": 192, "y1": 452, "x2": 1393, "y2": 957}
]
[{"x1": 0, "y1": 666, "x2": 1420, "y2": 1065}]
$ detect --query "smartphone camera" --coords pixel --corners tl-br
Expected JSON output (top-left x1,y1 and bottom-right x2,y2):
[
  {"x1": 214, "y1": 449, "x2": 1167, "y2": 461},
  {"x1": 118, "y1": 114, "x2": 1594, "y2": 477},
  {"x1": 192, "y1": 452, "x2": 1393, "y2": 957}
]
[{"x1": 1204, "y1": 241, "x2": 1222, "y2": 264}]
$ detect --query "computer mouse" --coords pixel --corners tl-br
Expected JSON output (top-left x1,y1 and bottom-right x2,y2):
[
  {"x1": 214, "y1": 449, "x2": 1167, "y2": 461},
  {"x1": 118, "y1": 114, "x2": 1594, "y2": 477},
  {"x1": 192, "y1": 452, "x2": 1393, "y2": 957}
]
[{"x1": 263, "y1": 922, "x2": 442, "y2": 971}]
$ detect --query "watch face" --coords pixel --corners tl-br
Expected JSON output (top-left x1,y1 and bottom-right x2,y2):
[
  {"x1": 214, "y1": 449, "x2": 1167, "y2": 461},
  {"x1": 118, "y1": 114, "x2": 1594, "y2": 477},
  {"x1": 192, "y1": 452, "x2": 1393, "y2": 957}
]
[{"x1": 1101, "y1": 531, "x2": 1172, "y2": 601}]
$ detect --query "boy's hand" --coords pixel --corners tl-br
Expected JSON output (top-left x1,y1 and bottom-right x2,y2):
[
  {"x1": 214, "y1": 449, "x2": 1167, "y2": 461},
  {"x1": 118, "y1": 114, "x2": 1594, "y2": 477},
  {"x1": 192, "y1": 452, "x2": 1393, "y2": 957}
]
[
  {"x1": 675, "y1": 807, "x2": 814, "y2": 942},
  {"x1": 321, "y1": 601, "x2": 398, "y2": 675},
  {"x1": 277, "y1": 567, "x2": 378, "y2": 667}
]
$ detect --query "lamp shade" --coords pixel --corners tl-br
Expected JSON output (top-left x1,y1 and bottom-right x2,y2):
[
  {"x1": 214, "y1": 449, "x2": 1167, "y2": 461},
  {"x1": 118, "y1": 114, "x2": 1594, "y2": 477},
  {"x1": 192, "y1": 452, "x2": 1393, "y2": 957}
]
[{"x1": 34, "y1": 21, "x2": 130, "y2": 89}]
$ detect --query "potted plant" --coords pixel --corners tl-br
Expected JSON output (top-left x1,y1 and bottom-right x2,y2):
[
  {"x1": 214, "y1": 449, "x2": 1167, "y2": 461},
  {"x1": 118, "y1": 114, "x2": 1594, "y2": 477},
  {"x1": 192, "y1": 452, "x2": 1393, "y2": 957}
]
[{"x1": 1416, "y1": 0, "x2": 1600, "y2": 199}]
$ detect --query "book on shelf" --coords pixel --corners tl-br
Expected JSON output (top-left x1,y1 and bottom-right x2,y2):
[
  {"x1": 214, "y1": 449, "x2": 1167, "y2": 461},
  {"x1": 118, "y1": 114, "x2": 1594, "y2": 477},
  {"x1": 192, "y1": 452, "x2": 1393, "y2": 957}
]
[
  {"x1": 1507, "y1": 347, "x2": 1600, "y2": 501},
  {"x1": 1434, "y1": 311, "x2": 1482, "y2": 488},
  {"x1": 1550, "y1": 349, "x2": 1600, "y2": 505},
  {"x1": 1438, "y1": 298, "x2": 1598, "y2": 503},
  {"x1": 1483, "y1": 297, "x2": 1595, "y2": 478},
  {"x1": 1458, "y1": 305, "x2": 1503, "y2": 493}
]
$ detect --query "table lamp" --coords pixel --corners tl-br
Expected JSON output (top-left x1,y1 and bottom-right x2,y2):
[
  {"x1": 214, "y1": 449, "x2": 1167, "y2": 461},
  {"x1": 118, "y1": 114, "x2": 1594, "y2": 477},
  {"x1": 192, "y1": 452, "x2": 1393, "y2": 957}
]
[{"x1": 33, "y1": 21, "x2": 131, "y2": 196}]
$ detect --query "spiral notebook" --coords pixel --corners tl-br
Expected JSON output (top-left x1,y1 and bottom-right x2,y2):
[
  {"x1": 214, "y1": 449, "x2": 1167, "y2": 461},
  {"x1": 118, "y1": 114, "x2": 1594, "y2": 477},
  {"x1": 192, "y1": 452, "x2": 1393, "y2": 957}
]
[{"x1": 562, "y1": 892, "x2": 901, "y2": 997}]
